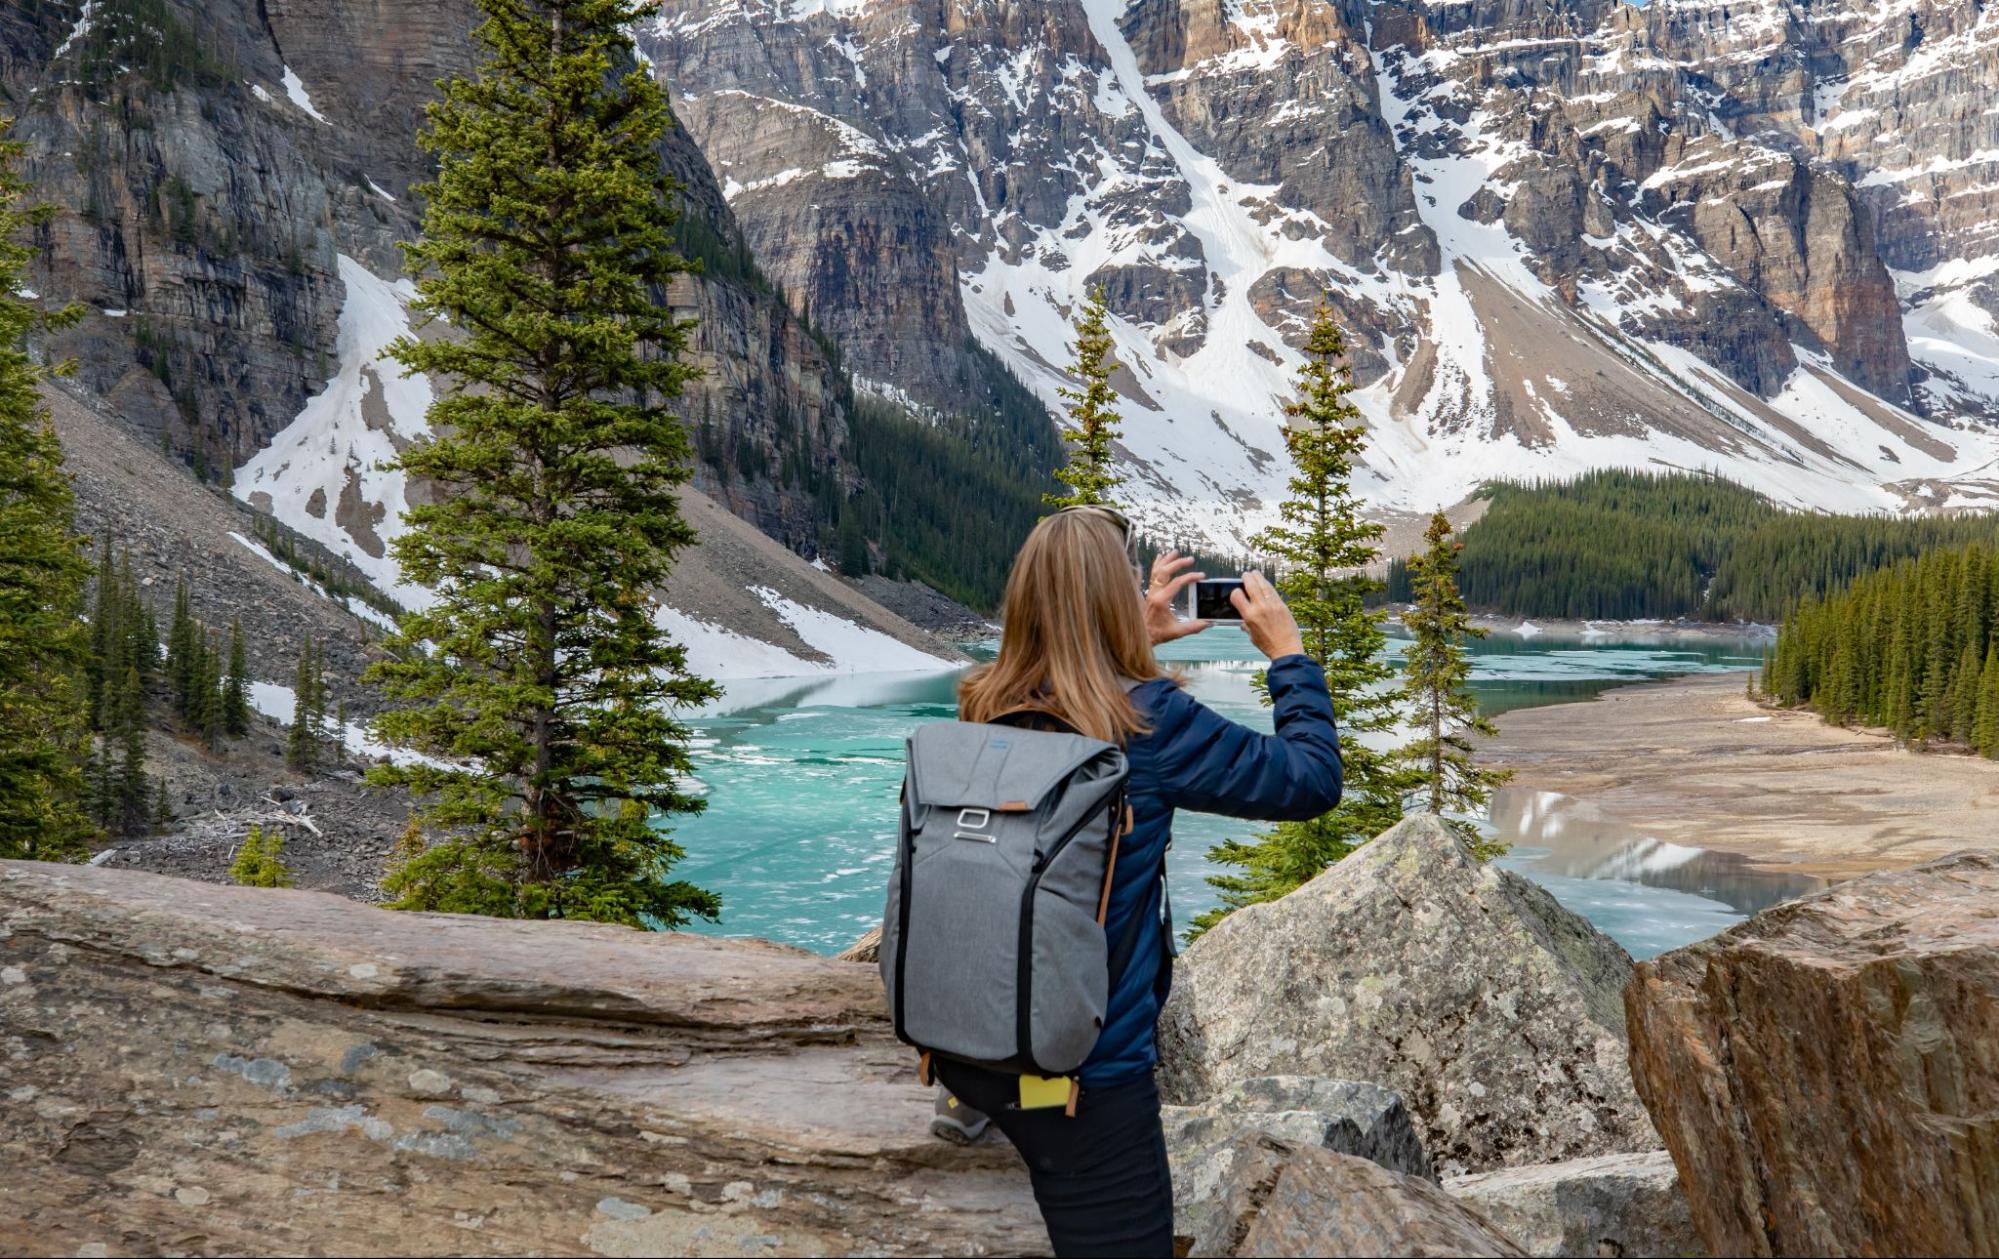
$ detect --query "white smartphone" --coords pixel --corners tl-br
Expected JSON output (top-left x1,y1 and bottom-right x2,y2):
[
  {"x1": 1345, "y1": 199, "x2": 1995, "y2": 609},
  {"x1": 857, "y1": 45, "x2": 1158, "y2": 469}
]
[{"x1": 1184, "y1": 578, "x2": 1245, "y2": 625}]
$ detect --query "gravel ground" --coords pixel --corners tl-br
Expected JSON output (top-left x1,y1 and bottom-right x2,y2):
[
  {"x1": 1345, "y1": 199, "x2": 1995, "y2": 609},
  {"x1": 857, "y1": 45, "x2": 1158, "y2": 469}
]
[
  {"x1": 1489, "y1": 671, "x2": 1999, "y2": 879},
  {"x1": 92, "y1": 714, "x2": 409, "y2": 900}
]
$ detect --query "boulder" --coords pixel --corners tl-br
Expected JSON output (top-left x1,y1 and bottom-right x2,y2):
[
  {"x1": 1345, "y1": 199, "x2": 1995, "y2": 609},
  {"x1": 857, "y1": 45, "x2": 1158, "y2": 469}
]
[
  {"x1": 1166, "y1": 1076, "x2": 1433, "y2": 1256},
  {"x1": 1625, "y1": 850, "x2": 1999, "y2": 1257},
  {"x1": 1158, "y1": 814, "x2": 1657, "y2": 1174},
  {"x1": 1445, "y1": 1151, "x2": 1703, "y2": 1258},
  {"x1": 0, "y1": 860, "x2": 1044, "y2": 1256},
  {"x1": 1235, "y1": 1145, "x2": 1527, "y2": 1258},
  {"x1": 833, "y1": 924, "x2": 881, "y2": 963}
]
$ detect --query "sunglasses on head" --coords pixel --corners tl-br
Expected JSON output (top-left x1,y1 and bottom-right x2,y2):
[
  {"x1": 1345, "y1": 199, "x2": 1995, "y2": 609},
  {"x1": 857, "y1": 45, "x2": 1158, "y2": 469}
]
[{"x1": 1056, "y1": 504, "x2": 1139, "y2": 565}]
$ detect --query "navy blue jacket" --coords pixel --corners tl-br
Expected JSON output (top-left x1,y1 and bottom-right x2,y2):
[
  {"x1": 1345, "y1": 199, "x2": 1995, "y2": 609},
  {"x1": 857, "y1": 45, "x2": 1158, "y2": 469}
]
[{"x1": 1082, "y1": 653, "x2": 1343, "y2": 1085}]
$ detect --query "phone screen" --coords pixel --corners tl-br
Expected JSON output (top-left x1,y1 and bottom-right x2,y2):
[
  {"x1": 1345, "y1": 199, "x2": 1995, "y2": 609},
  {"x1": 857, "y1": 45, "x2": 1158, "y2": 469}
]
[{"x1": 1191, "y1": 578, "x2": 1245, "y2": 623}]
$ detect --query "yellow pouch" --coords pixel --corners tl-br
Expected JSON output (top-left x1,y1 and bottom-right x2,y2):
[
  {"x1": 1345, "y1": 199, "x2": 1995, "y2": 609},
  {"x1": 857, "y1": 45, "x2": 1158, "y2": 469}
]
[{"x1": 1017, "y1": 1074, "x2": 1074, "y2": 1111}]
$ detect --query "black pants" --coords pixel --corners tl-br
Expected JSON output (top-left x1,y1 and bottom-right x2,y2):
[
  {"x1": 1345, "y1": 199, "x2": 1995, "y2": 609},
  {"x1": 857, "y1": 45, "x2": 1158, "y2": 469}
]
[{"x1": 935, "y1": 1062, "x2": 1174, "y2": 1258}]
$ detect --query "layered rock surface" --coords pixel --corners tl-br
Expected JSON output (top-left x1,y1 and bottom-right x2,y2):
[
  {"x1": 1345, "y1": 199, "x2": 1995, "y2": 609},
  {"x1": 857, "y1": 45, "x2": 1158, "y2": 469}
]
[
  {"x1": 1156, "y1": 814, "x2": 1657, "y2": 1174},
  {"x1": 0, "y1": 860, "x2": 1044, "y2": 1256},
  {"x1": 1626, "y1": 848, "x2": 1999, "y2": 1257}
]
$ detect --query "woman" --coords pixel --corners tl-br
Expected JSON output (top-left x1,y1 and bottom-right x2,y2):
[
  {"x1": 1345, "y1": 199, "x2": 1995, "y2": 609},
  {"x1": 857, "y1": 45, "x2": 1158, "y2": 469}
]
[{"x1": 938, "y1": 505, "x2": 1343, "y2": 1258}]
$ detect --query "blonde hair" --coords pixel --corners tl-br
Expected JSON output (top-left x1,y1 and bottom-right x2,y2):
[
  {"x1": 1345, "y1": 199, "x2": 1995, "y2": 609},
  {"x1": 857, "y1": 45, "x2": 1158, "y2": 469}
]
[{"x1": 959, "y1": 509, "x2": 1166, "y2": 744}]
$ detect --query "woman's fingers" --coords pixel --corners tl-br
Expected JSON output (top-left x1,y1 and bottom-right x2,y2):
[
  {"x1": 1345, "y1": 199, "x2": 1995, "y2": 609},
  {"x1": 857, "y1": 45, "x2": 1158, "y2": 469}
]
[
  {"x1": 1149, "y1": 551, "x2": 1196, "y2": 591},
  {"x1": 1159, "y1": 569, "x2": 1205, "y2": 604}
]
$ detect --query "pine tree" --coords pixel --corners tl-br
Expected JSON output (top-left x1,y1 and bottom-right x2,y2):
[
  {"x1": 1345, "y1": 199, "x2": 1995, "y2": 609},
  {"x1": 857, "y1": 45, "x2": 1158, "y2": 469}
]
[
  {"x1": 1196, "y1": 304, "x2": 1414, "y2": 930},
  {"x1": 287, "y1": 636, "x2": 319, "y2": 773},
  {"x1": 119, "y1": 550, "x2": 155, "y2": 688},
  {"x1": 192, "y1": 632, "x2": 223, "y2": 749},
  {"x1": 222, "y1": 619, "x2": 250, "y2": 737},
  {"x1": 111, "y1": 663, "x2": 149, "y2": 833},
  {"x1": 0, "y1": 116, "x2": 94, "y2": 861},
  {"x1": 1951, "y1": 638, "x2": 1983, "y2": 744},
  {"x1": 1977, "y1": 643, "x2": 1999, "y2": 759},
  {"x1": 153, "y1": 777, "x2": 174, "y2": 830},
  {"x1": 1044, "y1": 286, "x2": 1124, "y2": 509},
  {"x1": 366, "y1": 0, "x2": 720, "y2": 927},
  {"x1": 85, "y1": 535, "x2": 118, "y2": 730},
  {"x1": 1396, "y1": 513, "x2": 1511, "y2": 858},
  {"x1": 167, "y1": 577, "x2": 195, "y2": 709}
]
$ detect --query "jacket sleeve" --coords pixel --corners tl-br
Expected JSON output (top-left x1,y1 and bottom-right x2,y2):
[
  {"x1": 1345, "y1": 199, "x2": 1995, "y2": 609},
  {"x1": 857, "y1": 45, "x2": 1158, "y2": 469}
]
[{"x1": 1148, "y1": 654, "x2": 1343, "y2": 821}]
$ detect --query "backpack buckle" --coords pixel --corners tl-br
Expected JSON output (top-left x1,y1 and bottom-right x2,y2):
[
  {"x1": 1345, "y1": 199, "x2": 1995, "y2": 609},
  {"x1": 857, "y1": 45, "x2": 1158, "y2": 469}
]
[{"x1": 953, "y1": 807, "x2": 994, "y2": 842}]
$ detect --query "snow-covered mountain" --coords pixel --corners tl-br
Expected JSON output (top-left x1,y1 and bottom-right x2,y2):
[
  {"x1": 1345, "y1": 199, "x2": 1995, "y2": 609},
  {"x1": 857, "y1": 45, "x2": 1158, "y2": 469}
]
[{"x1": 641, "y1": 0, "x2": 1999, "y2": 549}]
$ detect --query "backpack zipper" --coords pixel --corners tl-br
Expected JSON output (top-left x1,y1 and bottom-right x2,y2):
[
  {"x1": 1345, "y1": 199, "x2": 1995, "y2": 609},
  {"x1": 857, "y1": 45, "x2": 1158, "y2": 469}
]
[
  {"x1": 1014, "y1": 787, "x2": 1125, "y2": 1074},
  {"x1": 891, "y1": 782, "x2": 914, "y2": 1044}
]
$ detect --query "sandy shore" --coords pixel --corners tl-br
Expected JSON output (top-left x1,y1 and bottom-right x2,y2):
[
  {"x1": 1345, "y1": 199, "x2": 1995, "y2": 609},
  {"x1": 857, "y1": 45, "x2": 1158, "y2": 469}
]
[{"x1": 1488, "y1": 671, "x2": 1999, "y2": 880}]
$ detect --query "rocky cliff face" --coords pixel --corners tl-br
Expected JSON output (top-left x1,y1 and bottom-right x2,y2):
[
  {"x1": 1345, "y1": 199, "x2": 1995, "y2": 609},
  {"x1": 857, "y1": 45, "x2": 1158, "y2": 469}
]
[
  {"x1": 641, "y1": 0, "x2": 1999, "y2": 550},
  {"x1": 2, "y1": 0, "x2": 854, "y2": 555}
]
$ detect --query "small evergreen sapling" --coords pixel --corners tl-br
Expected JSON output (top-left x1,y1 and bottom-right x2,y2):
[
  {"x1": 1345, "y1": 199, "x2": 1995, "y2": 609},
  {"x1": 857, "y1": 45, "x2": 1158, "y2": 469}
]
[
  {"x1": 1396, "y1": 513, "x2": 1511, "y2": 859},
  {"x1": 228, "y1": 825, "x2": 293, "y2": 889},
  {"x1": 1045, "y1": 287, "x2": 1124, "y2": 510}
]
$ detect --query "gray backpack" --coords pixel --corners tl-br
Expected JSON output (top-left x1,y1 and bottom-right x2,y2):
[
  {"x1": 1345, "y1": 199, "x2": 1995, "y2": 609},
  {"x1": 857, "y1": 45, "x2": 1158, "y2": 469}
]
[{"x1": 879, "y1": 709, "x2": 1143, "y2": 1090}]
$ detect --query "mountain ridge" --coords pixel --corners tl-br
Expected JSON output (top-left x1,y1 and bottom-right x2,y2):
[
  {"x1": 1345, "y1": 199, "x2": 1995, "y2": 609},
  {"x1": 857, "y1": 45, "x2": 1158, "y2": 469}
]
[{"x1": 640, "y1": 0, "x2": 1999, "y2": 550}]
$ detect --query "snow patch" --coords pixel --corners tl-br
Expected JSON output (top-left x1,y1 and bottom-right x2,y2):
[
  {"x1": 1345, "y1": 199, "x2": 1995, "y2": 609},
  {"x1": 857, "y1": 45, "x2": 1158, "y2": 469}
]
[
  {"x1": 281, "y1": 66, "x2": 329, "y2": 124},
  {"x1": 752, "y1": 586, "x2": 957, "y2": 674},
  {"x1": 53, "y1": 1, "x2": 97, "y2": 60},
  {"x1": 227, "y1": 531, "x2": 399, "y2": 632},
  {"x1": 247, "y1": 681, "x2": 433, "y2": 768},
  {"x1": 233, "y1": 256, "x2": 432, "y2": 603}
]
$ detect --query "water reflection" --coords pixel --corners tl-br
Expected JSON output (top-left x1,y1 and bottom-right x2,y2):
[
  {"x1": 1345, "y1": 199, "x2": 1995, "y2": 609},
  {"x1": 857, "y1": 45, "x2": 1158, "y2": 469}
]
[{"x1": 1488, "y1": 786, "x2": 1828, "y2": 958}]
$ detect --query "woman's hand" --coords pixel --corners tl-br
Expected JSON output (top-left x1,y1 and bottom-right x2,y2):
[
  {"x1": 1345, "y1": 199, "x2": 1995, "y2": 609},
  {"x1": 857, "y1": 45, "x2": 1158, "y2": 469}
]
[
  {"x1": 1232, "y1": 571, "x2": 1305, "y2": 661},
  {"x1": 1144, "y1": 551, "x2": 1209, "y2": 645}
]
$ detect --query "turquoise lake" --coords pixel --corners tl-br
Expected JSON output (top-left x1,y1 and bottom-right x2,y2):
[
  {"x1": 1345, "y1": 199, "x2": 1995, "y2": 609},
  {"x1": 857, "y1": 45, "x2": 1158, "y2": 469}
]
[{"x1": 670, "y1": 626, "x2": 1809, "y2": 960}]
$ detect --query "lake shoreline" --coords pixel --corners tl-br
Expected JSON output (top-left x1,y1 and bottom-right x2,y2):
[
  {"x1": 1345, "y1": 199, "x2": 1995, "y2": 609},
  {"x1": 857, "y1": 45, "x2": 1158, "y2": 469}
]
[
  {"x1": 1455, "y1": 614, "x2": 1776, "y2": 645},
  {"x1": 1487, "y1": 670, "x2": 1999, "y2": 881}
]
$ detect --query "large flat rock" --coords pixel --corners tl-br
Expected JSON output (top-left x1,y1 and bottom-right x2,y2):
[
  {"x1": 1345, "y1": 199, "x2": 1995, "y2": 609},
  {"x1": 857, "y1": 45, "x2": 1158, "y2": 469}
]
[
  {"x1": 1446, "y1": 1151, "x2": 1702, "y2": 1258},
  {"x1": 1235, "y1": 1145, "x2": 1526, "y2": 1258},
  {"x1": 0, "y1": 861, "x2": 1043, "y2": 1256},
  {"x1": 1626, "y1": 849, "x2": 1999, "y2": 1257},
  {"x1": 1158, "y1": 814, "x2": 1658, "y2": 1174}
]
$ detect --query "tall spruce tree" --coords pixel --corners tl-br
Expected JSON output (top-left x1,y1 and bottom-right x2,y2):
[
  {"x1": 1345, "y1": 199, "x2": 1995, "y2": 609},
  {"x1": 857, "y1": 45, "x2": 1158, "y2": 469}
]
[
  {"x1": 222, "y1": 619, "x2": 250, "y2": 737},
  {"x1": 367, "y1": 0, "x2": 721, "y2": 927},
  {"x1": 1977, "y1": 642, "x2": 1999, "y2": 757},
  {"x1": 1045, "y1": 286, "x2": 1124, "y2": 509},
  {"x1": 1195, "y1": 304, "x2": 1413, "y2": 931},
  {"x1": 167, "y1": 576, "x2": 195, "y2": 708},
  {"x1": 1396, "y1": 513, "x2": 1510, "y2": 858},
  {"x1": 287, "y1": 635, "x2": 320, "y2": 772},
  {"x1": 0, "y1": 116, "x2": 93, "y2": 860}
]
